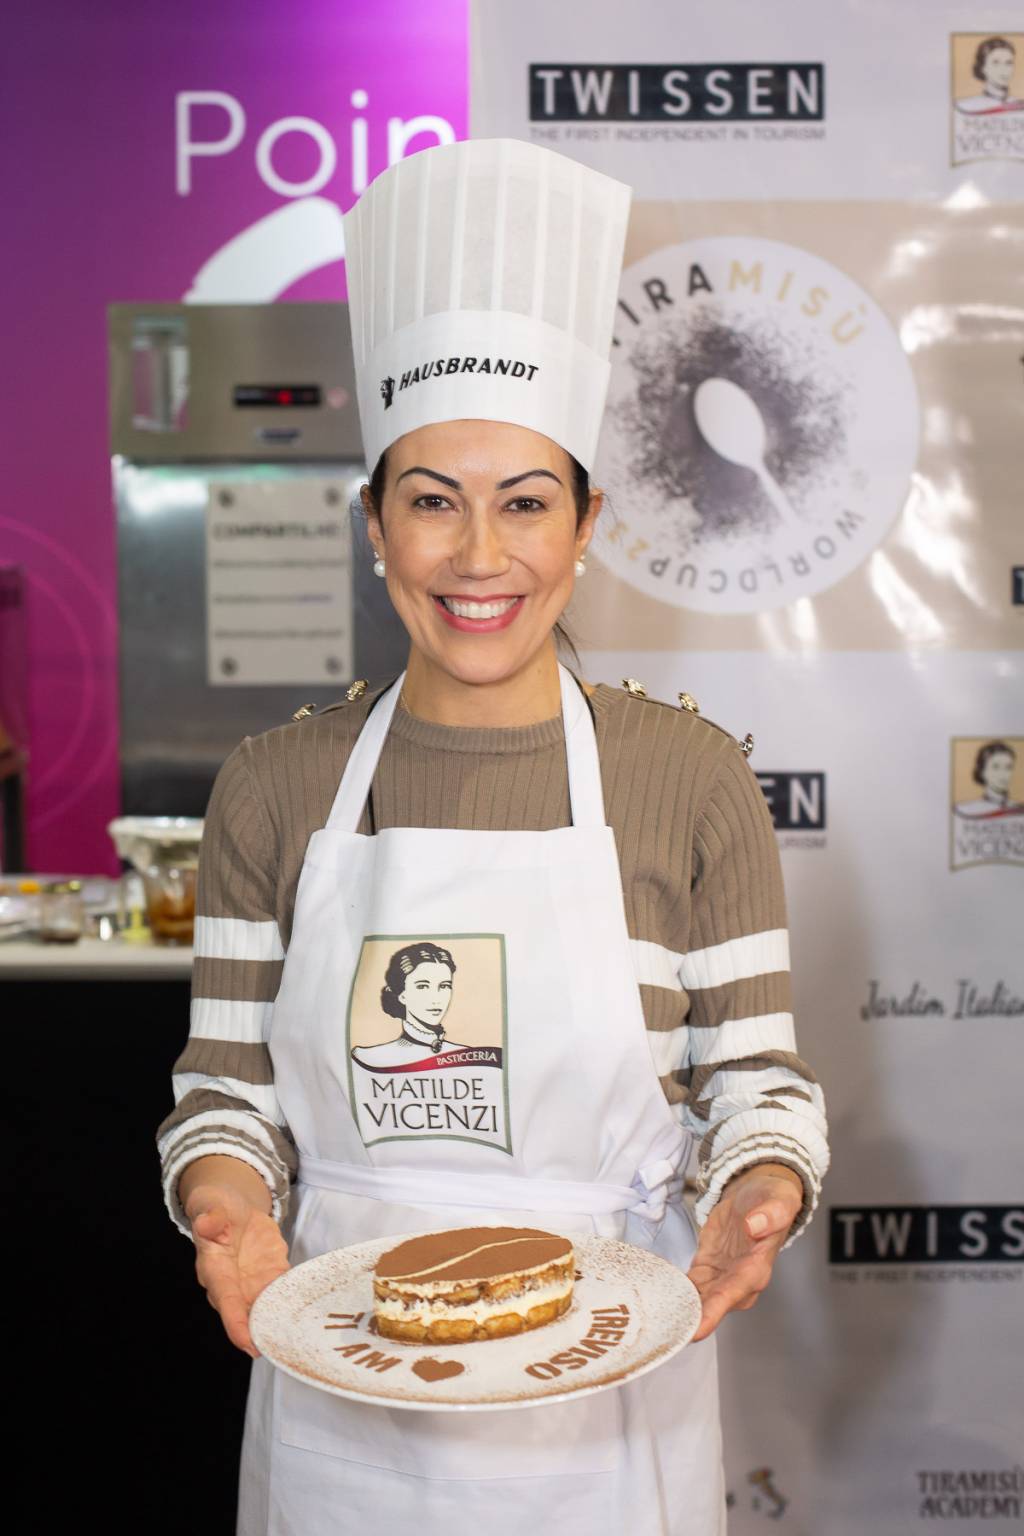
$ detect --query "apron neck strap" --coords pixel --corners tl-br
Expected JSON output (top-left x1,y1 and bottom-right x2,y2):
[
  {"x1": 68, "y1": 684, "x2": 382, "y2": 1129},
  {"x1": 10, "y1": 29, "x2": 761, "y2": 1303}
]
[
  {"x1": 327, "y1": 673, "x2": 405, "y2": 832},
  {"x1": 558, "y1": 662, "x2": 604, "y2": 827},
  {"x1": 326, "y1": 663, "x2": 604, "y2": 832}
]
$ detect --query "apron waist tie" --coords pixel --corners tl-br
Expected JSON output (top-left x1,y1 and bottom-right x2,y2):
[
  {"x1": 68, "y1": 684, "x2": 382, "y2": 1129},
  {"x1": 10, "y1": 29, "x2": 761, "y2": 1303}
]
[{"x1": 298, "y1": 1155, "x2": 684, "y2": 1224}]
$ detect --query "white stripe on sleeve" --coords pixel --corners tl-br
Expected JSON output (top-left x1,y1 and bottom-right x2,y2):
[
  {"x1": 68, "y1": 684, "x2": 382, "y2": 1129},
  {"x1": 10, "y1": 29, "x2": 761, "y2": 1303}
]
[
  {"x1": 678, "y1": 928, "x2": 790, "y2": 990},
  {"x1": 687, "y1": 1011, "x2": 796, "y2": 1066},
  {"x1": 646, "y1": 1024, "x2": 689, "y2": 1078},
  {"x1": 193, "y1": 916, "x2": 285, "y2": 963},
  {"x1": 631, "y1": 939, "x2": 686, "y2": 990},
  {"x1": 189, "y1": 995, "x2": 275, "y2": 1043},
  {"x1": 157, "y1": 1106, "x2": 287, "y2": 1163}
]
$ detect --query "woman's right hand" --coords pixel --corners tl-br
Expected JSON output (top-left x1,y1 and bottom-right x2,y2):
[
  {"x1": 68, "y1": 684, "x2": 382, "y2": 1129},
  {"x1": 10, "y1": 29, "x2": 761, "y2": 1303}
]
[{"x1": 185, "y1": 1180, "x2": 291, "y2": 1358}]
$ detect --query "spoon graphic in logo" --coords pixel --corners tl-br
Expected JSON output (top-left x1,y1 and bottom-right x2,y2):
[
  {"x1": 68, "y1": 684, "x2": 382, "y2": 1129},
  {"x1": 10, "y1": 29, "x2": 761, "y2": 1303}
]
[{"x1": 693, "y1": 376, "x2": 800, "y2": 530}]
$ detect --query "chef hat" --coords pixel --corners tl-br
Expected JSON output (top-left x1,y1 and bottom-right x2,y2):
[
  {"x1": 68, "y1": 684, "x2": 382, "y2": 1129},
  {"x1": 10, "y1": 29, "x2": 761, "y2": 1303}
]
[{"x1": 342, "y1": 138, "x2": 631, "y2": 474}]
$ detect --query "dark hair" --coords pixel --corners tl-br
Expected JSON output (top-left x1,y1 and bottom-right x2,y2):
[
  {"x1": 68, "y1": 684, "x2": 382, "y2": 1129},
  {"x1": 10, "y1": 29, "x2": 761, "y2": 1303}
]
[
  {"x1": 972, "y1": 740, "x2": 1015, "y2": 786},
  {"x1": 365, "y1": 445, "x2": 590, "y2": 667},
  {"x1": 380, "y1": 941, "x2": 456, "y2": 1019},
  {"x1": 973, "y1": 36, "x2": 1015, "y2": 81}
]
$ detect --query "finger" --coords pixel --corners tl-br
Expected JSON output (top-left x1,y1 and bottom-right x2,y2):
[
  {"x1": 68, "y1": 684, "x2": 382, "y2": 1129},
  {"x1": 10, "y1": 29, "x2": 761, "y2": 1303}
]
[
  {"x1": 687, "y1": 1269, "x2": 756, "y2": 1341},
  {"x1": 209, "y1": 1268, "x2": 258, "y2": 1358},
  {"x1": 745, "y1": 1198, "x2": 796, "y2": 1239},
  {"x1": 690, "y1": 1286, "x2": 735, "y2": 1342}
]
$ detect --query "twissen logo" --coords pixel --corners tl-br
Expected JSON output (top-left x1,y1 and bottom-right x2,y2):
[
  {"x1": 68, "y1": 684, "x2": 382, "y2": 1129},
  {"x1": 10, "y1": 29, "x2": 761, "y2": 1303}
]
[
  {"x1": 756, "y1": 772, "x2": 826, "y2": 831},
  {"x1": 529, "y1": 63, "x2": 824, "y2": 123},
  {"x1": 830, "y1": 1206, "x2": 1024, "y2": 1264}
]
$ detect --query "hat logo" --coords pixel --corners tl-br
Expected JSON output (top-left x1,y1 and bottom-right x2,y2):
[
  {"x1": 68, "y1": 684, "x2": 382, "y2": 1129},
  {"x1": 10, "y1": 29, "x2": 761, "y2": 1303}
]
[{"x1": 380, "y1": 376, "x2": 396, "y2": 410}]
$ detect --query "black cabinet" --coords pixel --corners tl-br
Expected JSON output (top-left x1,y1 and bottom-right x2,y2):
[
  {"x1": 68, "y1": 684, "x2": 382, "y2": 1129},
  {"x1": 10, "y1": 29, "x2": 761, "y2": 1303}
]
[{"x1": 11, "y1": 981, "x2": 249, "y2": 1532}]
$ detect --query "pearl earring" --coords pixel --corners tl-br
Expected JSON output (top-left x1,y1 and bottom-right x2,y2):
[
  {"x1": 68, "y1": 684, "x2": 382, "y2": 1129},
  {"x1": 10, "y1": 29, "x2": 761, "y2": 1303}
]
[
  {"x1": 373, "y1": 557, "x2": 386, "y2": 578},
  {"x1": 574, "y1": 557, "x2": 587, "y2": 577}
]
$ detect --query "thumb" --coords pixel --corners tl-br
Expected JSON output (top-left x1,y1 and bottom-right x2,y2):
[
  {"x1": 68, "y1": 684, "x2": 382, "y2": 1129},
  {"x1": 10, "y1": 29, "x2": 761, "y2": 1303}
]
[
  {"x1": 192, "y1": 1204, "x2": 233, "y2": 1243},
  {"x1": 744, "y1": 1199, "x2": 793, "y2": 1240}
]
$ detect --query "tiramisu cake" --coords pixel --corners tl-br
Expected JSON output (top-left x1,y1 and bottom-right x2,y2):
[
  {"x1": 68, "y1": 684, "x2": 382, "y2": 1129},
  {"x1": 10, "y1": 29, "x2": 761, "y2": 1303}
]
[{"x1": 373, "y1": 1226, "x2": 574, "y2": 1343}]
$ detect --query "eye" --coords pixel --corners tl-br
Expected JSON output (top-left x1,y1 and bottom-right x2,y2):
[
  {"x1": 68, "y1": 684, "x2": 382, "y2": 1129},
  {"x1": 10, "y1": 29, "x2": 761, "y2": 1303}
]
[
  {"x1": 505, "y1": 496, "x2": 546, "y2": 513},
  {"x1": 412, "y1": 494, "x2": 454, "y2": 510}
]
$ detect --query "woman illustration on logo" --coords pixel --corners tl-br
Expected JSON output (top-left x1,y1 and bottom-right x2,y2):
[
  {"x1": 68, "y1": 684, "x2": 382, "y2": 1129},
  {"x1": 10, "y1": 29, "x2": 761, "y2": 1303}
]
[
  {"x1": 956, "y1": 36, "x2": 1024, "y2": 115},
  {"x1": 350, "y1": 942, "x2": 469, "y2": 1070},
  {"x1": 954, "y1": 741, "x2": 1024, "y2": 820}
]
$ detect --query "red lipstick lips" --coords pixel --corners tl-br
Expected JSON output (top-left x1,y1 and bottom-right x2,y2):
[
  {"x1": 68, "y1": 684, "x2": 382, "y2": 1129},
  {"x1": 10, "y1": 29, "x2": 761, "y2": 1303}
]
[{"x1": 432, "y1": 595, "x2": 525, "y2": 633}]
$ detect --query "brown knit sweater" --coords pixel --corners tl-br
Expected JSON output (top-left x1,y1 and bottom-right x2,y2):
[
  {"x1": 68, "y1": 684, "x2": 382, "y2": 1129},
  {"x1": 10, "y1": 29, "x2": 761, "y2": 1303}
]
[{"x1": 158, "y1": 680, "x2": 828, "y2": 1237}]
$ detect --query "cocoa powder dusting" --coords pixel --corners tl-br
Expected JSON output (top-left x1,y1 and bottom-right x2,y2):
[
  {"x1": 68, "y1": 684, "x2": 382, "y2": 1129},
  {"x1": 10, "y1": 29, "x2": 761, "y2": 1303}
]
[{"x1": 412, "y1": 1358, "x2": 466, "y2": 1382}]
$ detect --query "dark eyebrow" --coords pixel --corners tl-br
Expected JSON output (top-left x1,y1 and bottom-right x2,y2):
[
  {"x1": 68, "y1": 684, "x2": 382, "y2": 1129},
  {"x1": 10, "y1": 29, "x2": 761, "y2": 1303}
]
[
  {"x1": 394, "y1": 466, "x2": 563, "y2": 491},
  {"x1": 395, "y1": 466, "x2": 462, "y2": 489},
  {"x1": 496, "y1": 469, "x2": 563, "y2": 490}
]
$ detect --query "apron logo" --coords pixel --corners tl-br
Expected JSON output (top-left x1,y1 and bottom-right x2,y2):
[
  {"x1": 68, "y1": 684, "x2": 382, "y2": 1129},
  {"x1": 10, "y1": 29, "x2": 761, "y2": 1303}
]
[{"x1": 346, "y1": 935, "x2": 512, "y2": 1153}]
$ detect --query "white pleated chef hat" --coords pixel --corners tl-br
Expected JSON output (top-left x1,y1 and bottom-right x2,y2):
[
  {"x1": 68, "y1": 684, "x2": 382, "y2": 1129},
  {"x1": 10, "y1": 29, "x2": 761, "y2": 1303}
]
[{"x1": 342, "y1": 138, "x2": 631, "y2": 474}]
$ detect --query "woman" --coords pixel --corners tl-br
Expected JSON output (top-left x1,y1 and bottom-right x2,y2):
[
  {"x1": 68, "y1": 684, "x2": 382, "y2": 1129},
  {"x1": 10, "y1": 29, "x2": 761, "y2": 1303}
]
[
  {"x1": 954, "y1": 740, "x2": 1023, "y2": 819},
  {"x1": 350, "y1": 942, "x2": 465, "y2": 1068},
  {"x1": 158, "y1": 138, "x2": 828, "y2": 1534},
  {"x1": 955, "y1": 35, "x2": 1023, "y2": 115}
]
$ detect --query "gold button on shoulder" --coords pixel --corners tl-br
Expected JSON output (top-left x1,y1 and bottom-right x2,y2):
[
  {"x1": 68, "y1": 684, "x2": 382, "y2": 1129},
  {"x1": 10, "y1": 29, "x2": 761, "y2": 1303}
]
[
  {"x1": 291, "y1": 702, "x2": 317, "y2": 722},
  {"x1": 677, "y1": 692, "x2": 700, "y2": 714},
  {"x1": 345, "y1": 678, "x2": 369, "y2": 701},
  {"x1": 622, "y1": 677, "x2": 648, "y2": 698}
]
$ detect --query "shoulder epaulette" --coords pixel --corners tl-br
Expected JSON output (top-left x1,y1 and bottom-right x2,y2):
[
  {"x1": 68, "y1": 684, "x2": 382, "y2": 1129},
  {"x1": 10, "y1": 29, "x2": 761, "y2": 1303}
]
[
  {"x1": 289, "y1": 678, "x2": 370, "y2": 723},
  {"x1": 619, "y1": 677, "x2": 754, "y2": 757}
]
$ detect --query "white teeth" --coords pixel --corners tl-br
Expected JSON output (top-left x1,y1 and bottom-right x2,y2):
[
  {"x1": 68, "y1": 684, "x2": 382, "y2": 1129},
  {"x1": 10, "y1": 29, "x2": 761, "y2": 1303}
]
[{"x1": 440, "y1": 597, "x2": 518, "y2": 620}]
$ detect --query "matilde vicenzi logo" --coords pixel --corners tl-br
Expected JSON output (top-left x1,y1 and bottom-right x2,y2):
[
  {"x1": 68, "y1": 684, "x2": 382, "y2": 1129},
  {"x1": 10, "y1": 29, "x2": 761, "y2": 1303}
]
[{"x1": 346, "y1": 934, "x2": 512, "y2": 1155}]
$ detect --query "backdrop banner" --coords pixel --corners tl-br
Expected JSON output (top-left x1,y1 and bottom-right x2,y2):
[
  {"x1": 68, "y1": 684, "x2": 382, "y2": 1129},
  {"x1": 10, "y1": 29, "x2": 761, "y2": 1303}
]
[
  {"x1": 471, "y1": 2, "x2": 1023, "y2": 1529},
  {"x1": 3, "y1": 0, "x2": 466, "y2": 873}
]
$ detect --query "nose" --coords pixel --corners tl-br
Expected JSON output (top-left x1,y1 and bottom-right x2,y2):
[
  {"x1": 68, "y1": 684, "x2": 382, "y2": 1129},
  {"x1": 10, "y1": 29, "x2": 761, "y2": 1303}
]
[{"x1": 451, "y1": 506, "x2": 511, "y2": 580}]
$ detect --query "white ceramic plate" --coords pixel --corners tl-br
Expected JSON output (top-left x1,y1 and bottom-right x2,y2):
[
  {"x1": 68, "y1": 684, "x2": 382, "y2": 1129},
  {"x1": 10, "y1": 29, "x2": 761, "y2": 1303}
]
[{"x1": 249, "y1": 1233, "x2": 702, "y2": 1412}]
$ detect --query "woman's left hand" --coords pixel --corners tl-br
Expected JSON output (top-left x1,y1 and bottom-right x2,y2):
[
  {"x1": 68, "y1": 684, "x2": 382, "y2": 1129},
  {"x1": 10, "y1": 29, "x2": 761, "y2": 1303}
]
[{"x1": 686, "y1": 1162, "x2": 804, "y2": 1342}]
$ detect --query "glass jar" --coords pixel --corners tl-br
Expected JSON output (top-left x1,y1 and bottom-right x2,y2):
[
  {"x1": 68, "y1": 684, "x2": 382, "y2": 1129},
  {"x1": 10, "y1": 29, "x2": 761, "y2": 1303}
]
[
  {"x1": 142, "y1": 860, "x2": 197, "y2": 946},
  {"x1": 39, "y1": 880, "x2": 85, "y2": 944}
]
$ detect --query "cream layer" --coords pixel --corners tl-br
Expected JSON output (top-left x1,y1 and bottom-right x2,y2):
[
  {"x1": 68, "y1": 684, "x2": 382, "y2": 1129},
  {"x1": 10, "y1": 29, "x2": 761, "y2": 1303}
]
[
  {"x1": 375, "y1": 1274, "x2": 573, "y2": 1326},
  {"x1": 376, "y1": 1254, "x2": 571, "y2": 1299}
]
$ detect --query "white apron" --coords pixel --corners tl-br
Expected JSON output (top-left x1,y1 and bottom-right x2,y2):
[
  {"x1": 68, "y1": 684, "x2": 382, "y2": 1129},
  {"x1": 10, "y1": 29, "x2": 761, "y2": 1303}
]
[{"x1": 237, "y1": 667, "x2": 725, "y2": 1535}]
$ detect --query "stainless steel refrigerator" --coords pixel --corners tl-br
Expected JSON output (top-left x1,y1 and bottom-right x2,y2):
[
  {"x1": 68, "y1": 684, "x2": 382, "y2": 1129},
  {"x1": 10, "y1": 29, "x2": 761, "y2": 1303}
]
[{"x1": 110, "y1": 302, "x2": 407, "y2": 816}]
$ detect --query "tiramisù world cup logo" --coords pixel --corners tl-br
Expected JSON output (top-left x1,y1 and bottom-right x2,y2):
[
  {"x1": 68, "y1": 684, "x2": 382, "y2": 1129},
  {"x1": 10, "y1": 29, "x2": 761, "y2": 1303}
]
[{"x1": 594, "y1": 237, "x2": 919, "y2": 615}]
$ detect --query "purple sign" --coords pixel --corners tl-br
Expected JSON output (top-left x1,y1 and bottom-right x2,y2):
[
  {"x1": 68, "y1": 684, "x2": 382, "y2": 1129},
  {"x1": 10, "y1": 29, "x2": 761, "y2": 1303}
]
[{"x1": 3, "y1": 1, "x2": 467, "y2": 873}]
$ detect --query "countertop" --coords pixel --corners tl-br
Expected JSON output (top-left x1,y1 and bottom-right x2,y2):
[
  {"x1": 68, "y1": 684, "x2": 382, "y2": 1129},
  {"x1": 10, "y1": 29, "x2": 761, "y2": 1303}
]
[{"x1": 0, "y1": 935, "x2": 193, "y2": 980}]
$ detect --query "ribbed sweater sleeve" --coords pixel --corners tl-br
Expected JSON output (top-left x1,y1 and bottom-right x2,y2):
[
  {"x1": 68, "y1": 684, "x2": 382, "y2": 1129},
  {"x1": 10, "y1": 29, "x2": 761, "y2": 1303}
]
[
  {"x1": 156, "y1": 739, "x2": 297, "y2": 1237},
  {"x1": 682, "y1": 743, "x2": 830, "y2": 1242}
]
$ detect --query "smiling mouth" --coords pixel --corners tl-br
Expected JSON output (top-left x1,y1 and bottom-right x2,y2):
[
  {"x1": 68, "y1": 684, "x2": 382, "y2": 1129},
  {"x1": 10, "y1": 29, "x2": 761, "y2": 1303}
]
[{"x1": 434, "y1": 596, "x2": 523, "y2": 619}]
